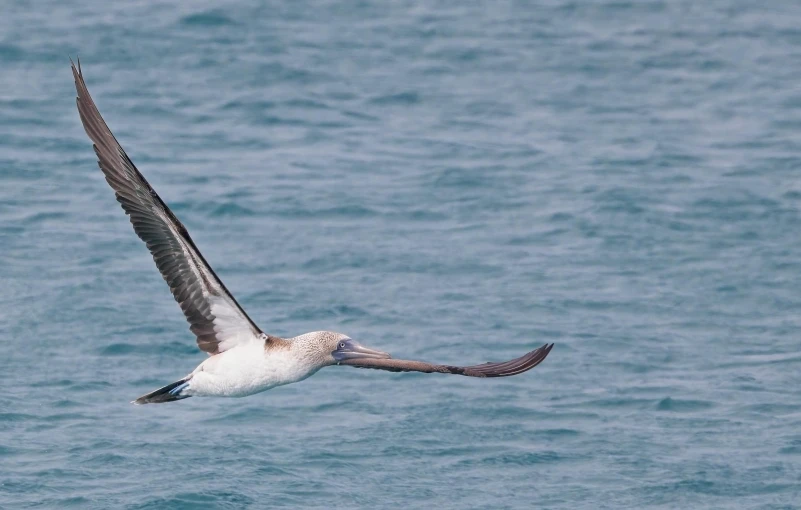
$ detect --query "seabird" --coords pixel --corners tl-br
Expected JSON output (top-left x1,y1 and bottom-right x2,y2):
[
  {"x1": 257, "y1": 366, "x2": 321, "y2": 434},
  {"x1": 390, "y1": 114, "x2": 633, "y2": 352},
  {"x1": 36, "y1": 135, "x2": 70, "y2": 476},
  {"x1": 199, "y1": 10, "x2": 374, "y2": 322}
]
[{"x1": 70, "y1": 59, "x2": 554, "y2": 405}]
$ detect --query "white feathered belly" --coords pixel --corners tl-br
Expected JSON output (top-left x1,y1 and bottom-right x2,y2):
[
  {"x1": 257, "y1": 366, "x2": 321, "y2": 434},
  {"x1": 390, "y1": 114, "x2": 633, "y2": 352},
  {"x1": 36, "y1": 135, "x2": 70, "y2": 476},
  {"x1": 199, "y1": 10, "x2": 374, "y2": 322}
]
[{"x1": 185, "y1": 343, "x2": 316, "y2": 398}]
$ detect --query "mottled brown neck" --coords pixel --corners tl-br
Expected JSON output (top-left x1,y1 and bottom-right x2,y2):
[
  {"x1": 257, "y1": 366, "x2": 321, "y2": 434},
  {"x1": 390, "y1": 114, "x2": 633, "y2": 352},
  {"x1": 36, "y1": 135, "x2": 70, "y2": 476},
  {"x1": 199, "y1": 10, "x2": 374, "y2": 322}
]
[{"x1": 264, "y1": 334, "x2": 290, "y2": 350}]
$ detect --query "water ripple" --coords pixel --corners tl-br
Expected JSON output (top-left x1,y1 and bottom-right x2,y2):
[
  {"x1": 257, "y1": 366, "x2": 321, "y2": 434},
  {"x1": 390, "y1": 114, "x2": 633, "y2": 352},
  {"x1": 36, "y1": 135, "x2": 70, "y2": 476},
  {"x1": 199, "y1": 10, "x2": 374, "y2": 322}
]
[{"x1": 3, "y1": 0, "x2": 801, "y2": 508}]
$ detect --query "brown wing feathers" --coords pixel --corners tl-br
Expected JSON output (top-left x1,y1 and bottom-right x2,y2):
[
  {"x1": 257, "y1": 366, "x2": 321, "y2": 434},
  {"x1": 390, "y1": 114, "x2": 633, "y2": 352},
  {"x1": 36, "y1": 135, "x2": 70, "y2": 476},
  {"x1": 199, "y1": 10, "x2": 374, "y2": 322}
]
[
  {"x1": 72, "y1": 59, "x2": 262, "y2": 355},
  {"x1": 340, "y1": 343, "x2": 554, "y2": 377}
]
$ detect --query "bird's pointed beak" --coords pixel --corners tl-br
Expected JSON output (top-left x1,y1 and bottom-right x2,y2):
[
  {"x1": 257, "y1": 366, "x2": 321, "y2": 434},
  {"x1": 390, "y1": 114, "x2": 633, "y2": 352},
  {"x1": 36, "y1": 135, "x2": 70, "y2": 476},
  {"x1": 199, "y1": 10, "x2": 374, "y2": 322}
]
[{"x1": 332, "y1": 339, "x2": 391, "y2": 363}]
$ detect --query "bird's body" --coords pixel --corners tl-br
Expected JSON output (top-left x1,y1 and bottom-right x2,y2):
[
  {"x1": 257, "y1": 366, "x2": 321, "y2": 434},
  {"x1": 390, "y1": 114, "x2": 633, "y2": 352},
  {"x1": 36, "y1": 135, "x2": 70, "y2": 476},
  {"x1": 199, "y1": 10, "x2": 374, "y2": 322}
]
[
  {"x1": 189, "y1": 337, "x2": 303, "y2": 398},
  {"x1": 70, "y1": 59, "x2": 554, "y2": 405},
  {"x1": 185, "y1": 332, "x2": 340, "y2": 398}
]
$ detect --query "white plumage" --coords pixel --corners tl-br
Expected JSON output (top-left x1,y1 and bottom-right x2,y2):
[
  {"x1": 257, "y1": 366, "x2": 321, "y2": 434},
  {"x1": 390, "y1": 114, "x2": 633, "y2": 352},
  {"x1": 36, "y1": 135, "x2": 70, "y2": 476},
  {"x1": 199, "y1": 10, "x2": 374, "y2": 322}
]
[{"x1": 187, "y1": 333, "x2": 340, "y2": 398}]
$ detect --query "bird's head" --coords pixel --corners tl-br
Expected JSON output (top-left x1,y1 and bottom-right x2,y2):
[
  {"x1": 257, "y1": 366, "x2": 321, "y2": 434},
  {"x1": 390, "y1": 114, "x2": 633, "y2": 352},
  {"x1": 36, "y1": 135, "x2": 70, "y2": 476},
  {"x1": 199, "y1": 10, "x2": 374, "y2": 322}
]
[
  {"x1": 293, "y1": 331, "x2": 391, "y2": 366},
  {"x1": 328, "y1": 334, "x2": 391, "y2": 364}
]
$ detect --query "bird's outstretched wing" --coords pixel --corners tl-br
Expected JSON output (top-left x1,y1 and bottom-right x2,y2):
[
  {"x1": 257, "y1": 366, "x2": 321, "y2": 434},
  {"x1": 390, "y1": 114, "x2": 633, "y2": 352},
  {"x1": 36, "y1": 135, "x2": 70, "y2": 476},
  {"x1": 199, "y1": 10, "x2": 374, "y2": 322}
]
[
  {"x1": 340, "y1": 343, "x2": 554, "y2": 377},
  {"x1": 71, "y1": 59, "x2": 263, "y2": 355}
]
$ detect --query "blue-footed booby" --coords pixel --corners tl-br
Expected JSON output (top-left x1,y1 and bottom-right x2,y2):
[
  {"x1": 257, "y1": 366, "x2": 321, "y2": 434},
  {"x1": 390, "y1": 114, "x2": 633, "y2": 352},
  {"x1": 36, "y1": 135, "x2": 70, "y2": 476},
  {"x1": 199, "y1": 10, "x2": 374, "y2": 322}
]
[{"x1": 70, "y1": 59, "x2": 554, "y2": 405}]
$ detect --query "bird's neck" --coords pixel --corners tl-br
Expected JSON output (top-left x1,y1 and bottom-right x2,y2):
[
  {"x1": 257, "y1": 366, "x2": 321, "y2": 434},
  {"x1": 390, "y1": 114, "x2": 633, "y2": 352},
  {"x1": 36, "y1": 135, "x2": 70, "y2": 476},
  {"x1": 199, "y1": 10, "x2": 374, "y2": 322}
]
[{"x1": 287, "y1": 337, "x2": 333, "y2": 374}]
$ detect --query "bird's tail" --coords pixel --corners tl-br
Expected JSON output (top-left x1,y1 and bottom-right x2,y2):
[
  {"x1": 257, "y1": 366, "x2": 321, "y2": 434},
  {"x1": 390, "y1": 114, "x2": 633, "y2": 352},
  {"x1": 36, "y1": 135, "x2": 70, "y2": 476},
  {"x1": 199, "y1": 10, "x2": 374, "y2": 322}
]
[{"x1": 132, "y1": 377, "x2": 191, "y2": 405}]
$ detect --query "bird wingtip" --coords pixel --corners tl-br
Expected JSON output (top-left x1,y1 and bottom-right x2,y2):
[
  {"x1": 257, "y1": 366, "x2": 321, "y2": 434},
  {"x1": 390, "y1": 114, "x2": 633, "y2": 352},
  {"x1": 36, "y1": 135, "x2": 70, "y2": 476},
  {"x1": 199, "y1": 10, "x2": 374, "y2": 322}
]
[{"x1": 69, "y1": 55, "x2": 82, "y2": 77}]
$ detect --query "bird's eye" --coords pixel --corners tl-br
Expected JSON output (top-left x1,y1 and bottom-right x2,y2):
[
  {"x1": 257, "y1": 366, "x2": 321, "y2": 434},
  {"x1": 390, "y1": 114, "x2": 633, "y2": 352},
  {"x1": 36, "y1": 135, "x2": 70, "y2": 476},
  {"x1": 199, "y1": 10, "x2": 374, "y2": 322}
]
[{"x1": 339, "y1": 342, "x2": 346, "y2": 349}]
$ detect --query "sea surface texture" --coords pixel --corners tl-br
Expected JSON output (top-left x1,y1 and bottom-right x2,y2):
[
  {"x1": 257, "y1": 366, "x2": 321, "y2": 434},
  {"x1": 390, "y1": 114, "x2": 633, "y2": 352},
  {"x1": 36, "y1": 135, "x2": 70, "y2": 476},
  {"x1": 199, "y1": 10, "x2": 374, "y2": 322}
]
[{"x1": 2, "y1": 1, "x2": 801, "y2": 508}]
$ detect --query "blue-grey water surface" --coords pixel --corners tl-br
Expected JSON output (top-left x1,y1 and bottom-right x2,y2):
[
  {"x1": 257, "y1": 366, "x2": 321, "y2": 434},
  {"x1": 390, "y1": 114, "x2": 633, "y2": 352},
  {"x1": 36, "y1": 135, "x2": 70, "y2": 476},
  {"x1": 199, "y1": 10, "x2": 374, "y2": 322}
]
[{"x1": 2, "y1": 1, "x2": 801, "y2": 508}]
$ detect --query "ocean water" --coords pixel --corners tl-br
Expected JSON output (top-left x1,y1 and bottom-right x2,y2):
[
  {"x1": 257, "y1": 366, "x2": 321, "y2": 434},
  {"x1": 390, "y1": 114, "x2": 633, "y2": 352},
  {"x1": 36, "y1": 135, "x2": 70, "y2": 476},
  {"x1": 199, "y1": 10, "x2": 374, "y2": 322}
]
[{"x1": 2, "y1": 0, "x2": 801, "y2": 508}]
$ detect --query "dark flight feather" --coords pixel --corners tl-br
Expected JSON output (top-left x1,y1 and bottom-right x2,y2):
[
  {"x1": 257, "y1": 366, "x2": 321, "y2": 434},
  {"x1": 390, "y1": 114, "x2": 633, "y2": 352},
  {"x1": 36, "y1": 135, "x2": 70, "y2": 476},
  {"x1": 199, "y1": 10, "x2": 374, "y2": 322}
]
[
  {"x1": 340, "y1": 343, "x2": 554, "y2": 377},
  {"x1": 71, "y1": 59, "x2": 263, "y2": 355}
]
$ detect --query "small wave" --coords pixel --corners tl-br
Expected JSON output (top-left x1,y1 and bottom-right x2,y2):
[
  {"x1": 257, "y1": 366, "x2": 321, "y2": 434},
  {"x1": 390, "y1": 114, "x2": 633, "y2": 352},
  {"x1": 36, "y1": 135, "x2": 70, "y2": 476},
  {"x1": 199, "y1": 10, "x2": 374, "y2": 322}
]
[
  {"x1": 122, "y1": 491, "x2": 254, "y2": 510},
  {"x1": 473, "y1": 450, "x2": 565, "y2": 467},
  {"x1": 779, "y1": 439, "x2": 801, "y2": 455},
  {"x1": 341, "y1": 109, "x2": 379, "y2": 121},
  {"x1": 396, "y1": 209, "x2": 449, "y2": 221},
  {"x1": 656, "y1": 397, "x2": 715, "y2": 412},
  {"x1": 284, "y1": 98, "x2": 332, "y2": 110},
  {"x1": 0, "y1": 43, "x2": 24, "y2": 61},
  {"x1": 538, "y1": 428, "x2": 582, "y2": 438},
  {"x1": 21, "y1": 211, "x2": 68, "y2": 225},
  {"x1": 30, "y1": 379, "x2": 74, "y2": 388},
  {"x1": 41, "y1": 412, "x2": 88, "y2": 422},
  {"x1": 100, "y1": 341, "x2": 197, "y2": 357},
  {"x1": 52, "y1": 399, "x2": 81, "y2": 409},
  {"x1": 180, "y1": 10, "x2": 237, "y2": 27},
  {"x1": 70, "y1": 381, "x2": 113, "y2": 391},
  {"x1": 368, "y1": 91, "x2": 421, "y2": 106},
  {"x1": 0, "y1": 412, "x2": 36, "y2": 422},
  {"x1": 285, "y1": 304, "x2": 370, "y2": 322},
  {"x1": 274, "y1": 204, "x2": 378, "y2": 220},
  {"x1": 210, "y1": 202, "x2": 256, "y2": 217}
]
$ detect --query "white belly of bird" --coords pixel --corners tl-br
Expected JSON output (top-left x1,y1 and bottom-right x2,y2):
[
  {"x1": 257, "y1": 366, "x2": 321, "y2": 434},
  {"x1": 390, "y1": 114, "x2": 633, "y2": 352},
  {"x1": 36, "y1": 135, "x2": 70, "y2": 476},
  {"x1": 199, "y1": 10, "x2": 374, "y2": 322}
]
[{"x1": 186, "y1": 342, "x2": 316, "y2": 398}]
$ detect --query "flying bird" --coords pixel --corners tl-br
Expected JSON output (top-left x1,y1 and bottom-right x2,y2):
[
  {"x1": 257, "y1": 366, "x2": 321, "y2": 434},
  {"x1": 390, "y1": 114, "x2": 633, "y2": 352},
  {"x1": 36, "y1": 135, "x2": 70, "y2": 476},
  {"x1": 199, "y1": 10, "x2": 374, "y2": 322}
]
[{"x1": 70, "y1": 59, "x2": 554, "y2": 405}]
